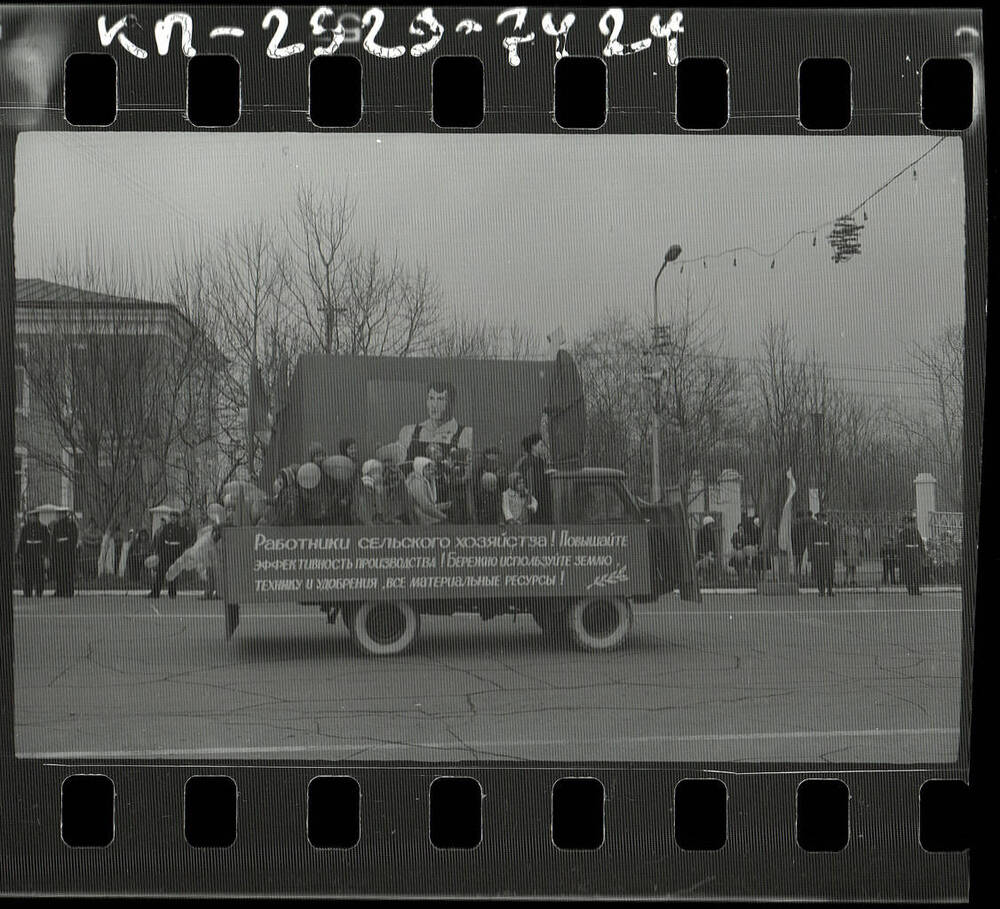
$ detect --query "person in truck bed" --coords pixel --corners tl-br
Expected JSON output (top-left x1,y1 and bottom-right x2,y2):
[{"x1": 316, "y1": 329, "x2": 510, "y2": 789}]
[
  {"x1": 502, "y1": 471, "x2": 538, "y2": 525},
  {"x1": 406, "y1": 457, "x2": 450, "y2": 525},
  {"x1": 474, "y1": 471, "x2": 503, "y2": 525}
]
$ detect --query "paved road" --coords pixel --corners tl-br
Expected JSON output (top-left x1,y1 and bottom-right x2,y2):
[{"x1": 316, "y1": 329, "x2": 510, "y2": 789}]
[{"x1": 12, "y1": 591, "x2": 962, "y2": 763}]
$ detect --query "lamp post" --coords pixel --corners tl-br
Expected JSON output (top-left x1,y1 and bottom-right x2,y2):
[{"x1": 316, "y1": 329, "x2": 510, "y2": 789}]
[
  {"x1": 810, "y1": 410, "x2": 825, "y2": 513},
  {"x1": 648, "y1": 244, "x2": 682, "y2": 503}
]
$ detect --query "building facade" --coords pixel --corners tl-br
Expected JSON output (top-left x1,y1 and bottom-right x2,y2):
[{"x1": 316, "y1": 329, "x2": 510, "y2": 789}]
[{"x1": 14, "y1": 278, "x2": 222, "y2": 533}]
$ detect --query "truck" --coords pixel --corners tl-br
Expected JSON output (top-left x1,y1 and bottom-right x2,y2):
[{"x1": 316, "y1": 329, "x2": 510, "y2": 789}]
[{"x1": 217, "y1": 350, "x2": 700, "y2": 656}]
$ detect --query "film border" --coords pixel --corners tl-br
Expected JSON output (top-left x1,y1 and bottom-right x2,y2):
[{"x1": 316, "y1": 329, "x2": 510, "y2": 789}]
[{"x1": 0, "y1": 4, "x2": 986, "y2": 900}]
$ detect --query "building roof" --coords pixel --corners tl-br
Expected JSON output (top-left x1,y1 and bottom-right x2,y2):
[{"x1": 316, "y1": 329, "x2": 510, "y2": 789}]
[
  {"x1": 15, "y1": 278, "x2": 224, "y2": 361},
  {"x1": 16, "y1": 277, "x2": 181, "y2": 313}
]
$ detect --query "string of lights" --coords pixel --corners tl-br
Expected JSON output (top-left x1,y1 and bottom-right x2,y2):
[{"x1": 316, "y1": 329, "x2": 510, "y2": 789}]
[{"x1": 672, "y1": 136, "x2": 949, "y2": 271}]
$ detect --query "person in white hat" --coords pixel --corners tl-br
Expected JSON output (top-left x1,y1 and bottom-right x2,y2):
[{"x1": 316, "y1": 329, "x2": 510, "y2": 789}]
[{"x1": 696, "y1": 514, "x2": 718, "y2": 562}]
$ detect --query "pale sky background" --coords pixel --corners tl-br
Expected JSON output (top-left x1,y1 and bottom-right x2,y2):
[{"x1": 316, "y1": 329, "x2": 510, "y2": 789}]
[{"x1": 14, "y1": 133, "x2": 965, "y2": 404}]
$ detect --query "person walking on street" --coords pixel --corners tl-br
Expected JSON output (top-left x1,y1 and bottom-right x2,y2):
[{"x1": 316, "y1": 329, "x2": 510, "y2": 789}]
[
  {"x1": 17, "y1": 509, "x2": 49, "y2": 597},
  {"x1": 149, "y1": 510, "x2": 187, "y2": 599},
  {"x1": 809, "y1": 512, "x2": 836, "y2": 597},
  {"x1": 50, "y1": 507, "x2": 79, "y2": 598},
  {"x1": 899, "y1": 514, "x2": 927, "y2": 596}
]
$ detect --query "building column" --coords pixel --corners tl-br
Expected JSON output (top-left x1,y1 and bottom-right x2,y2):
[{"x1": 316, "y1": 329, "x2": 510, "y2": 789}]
[
  {"x1": 718, "y1": 469, "x2": 742, "y2": 554},
  {"x1": 914, "y1": 473, "x2": 937, "y2": 539}
]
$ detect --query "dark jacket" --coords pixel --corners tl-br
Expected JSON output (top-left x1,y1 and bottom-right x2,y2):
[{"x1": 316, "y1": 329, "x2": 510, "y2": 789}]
[
  {"x1": 155, "y1": 521, "x2": 188, "y2": 568},
  {"x1": 474, "y1": 489, "x2": 503, "y2": 525},
  {"x1": 17, "y1": 521, "x2": 50, "y2": 565},
  {"x1": 809, "y1": 523, "x2": 835, "y2": 572},
  {"x1": 696, "y1": 524, "x2": 717, "y2": 559},
  {"x1": 515, "y1": 452, "x2": 551, "y2": 521},
  {"x1": 899, "y1": 525, "x2": 926, "y2": 578},
  {"x1": 50, "y1": 516, "x2": 78, "y2": 568}
]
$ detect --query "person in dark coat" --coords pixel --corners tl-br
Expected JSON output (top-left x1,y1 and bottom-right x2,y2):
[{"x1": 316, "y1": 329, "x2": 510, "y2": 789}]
[
  {"x1": 128, "y1": 528, "x2": 151, "y2": 584},
  {"x1": 809, "y1": 512, "x2": 836, "y2": 597},
  {"x1": 899, "y1": 514, "x2": 927, "y2": 596},
  {"x1": 791, "y1": 510, "x2": 808, "y2": 579},
  {"x1": 474, "y1": 471, "x2": 503, "y2": 524},
  {"x1": 515, "y1": 432, "x2": 552, "y2": 523},
  {"x1": 17, "y1": 509, "x2": 49, "y2": 597},
  {"x1": 149, "y1": 510, "x2": 187, "y2": 599},
  {"x1": 50, "y1": 508, "x2": 79, "y2": 598}
]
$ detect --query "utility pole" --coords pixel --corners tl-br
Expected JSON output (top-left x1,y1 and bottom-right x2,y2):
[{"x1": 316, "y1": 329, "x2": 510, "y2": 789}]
[{"x1": 647, "y1": 244, "x2": 682, "y2": 503}]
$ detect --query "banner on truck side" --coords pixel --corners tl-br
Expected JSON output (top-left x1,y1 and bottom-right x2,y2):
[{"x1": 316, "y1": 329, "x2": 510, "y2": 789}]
[{"x1": 220, "y1": 524, "x2": 652, "y2": 602}]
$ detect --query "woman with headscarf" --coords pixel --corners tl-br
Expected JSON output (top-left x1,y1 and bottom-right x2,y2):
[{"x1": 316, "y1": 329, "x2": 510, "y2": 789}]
[
  {"x1": 352, "y1": 459, "x2": 385, "y2": 525},
  {"x1": 502, "y1": 471, "x2": 537, "y2": 525},
  {"x1": 406, "y1": 456, "x2": 449, "y2": 525}
]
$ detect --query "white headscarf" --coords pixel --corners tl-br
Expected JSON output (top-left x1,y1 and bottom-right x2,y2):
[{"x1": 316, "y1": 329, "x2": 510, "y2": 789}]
[{"x1": 361, "y1": 458, "x2": 382, "y2": 490}]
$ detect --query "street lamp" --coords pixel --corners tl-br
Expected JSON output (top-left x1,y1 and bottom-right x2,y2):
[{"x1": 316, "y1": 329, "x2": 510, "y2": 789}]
[
  {"x1": 810, "y1": 410, "x2": 825, "y2": 513},
  {"x1": 649, "y1": 244, "x2": 682, "y2": 503}
]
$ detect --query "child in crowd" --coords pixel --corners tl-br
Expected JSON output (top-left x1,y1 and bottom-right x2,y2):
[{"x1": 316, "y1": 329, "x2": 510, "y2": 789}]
[{"x1": 502, "y1": 471, "x2": 537, "y2": 525}]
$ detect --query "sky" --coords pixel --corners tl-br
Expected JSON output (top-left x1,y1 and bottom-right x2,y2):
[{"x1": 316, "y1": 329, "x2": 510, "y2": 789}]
[{"x1": 14, "y1": 132, "x2": 965, "y2": 403}]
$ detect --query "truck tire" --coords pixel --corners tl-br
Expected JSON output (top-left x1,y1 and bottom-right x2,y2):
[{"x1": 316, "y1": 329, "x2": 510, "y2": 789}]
[
  {"x1": 566, "y1": 597, "x2": 632, "y2": 652},
  {"x1": 348, "y1": 601, "x2": 421, "y2": 657}
]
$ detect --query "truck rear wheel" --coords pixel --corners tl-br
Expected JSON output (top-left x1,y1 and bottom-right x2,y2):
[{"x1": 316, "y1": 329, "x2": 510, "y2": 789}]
[
  {"x1": 566, "y1": 597, "x2": 632, "y2": 652},
  {"x1": 348, "y1": 601, "x2": 421, "y2": 657}
]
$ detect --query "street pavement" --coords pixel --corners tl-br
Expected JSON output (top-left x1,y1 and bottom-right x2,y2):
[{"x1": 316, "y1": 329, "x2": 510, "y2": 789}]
[{"x1": 11, "y1": 590, "x2": 962, "y2": 763}]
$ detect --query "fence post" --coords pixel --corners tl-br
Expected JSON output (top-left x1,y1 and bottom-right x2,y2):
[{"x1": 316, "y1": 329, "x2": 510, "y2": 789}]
[{"x1": 914, "y1": 473, "x2": 937, "y2": 540}]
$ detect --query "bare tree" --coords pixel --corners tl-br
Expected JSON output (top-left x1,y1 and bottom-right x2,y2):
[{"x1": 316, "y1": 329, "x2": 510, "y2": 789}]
[
  {"x1": 21, "y1": 273, "x2": 222, "y2": 531},
  {"x1": 889, "y1": 321, "x2": 963, "y2": 509},
  {"x1": 167, "y1": 222, "x2": 298, "y2": 489},
  {"x1": 428, "y1": 315, "x2": 539, "y2": 360},
  {"x1": 573, "y1": 310, "x2": 652, "y2": 486},
  {"x1": 656, "y1": 285, "x2": 743, "y2": 507},
  {"x1": 281, "y1": 183, "x2": 441, "y2": 357}
]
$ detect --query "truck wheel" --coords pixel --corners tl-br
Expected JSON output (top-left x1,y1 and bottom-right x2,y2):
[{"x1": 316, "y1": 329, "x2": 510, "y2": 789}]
[
  {"x1": 348, "y1": 601, "x2": 421, "y2": 657},
  {"x1": 566, "y1": 597, "x2": 632, "y2": 652}
]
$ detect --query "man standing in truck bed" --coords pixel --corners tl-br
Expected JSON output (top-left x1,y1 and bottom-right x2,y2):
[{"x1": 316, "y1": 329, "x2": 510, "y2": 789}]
[{"x1": 398, "y1": 380, "x2": 474, "y2": 464}]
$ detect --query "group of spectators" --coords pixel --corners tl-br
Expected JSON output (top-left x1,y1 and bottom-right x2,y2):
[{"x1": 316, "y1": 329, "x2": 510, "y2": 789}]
[
  {"x1": 14, "y1": 505, "x2": 209, "y2": 600},
  {"x1": 691, "y1": 508, "x2": 930, "y2": 595},
  {"x1": 257, "y1": 433, "x2": 554, "y2": 531},
  {"x1": 695, "y1": 513, "x2": 767, "y2": 586}
]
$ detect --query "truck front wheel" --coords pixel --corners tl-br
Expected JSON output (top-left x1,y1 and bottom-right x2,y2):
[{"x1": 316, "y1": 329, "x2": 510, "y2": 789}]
[
  {"x1": 347, "y1": 601, "x2": 421, "y2": 657},
  {"x1": 566, "y1": 597, "x2": 632, "y2": 652}
]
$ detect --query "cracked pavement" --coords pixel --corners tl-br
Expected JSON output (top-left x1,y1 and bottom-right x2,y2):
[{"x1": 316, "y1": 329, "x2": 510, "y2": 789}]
[{"x1": 12, "y1": 591, "x2": 962, "y2": 763}]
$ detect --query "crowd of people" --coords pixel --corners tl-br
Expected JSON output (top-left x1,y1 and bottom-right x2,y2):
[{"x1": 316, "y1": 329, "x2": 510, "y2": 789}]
[
  {"x1": 256, "y1": 431, "x2": 553, "y2": 532},
  {"x1": 13, "y1": 505, "x2": 212, "y2": 600},
  {"x1": 691, "y1": 508, "x2": 930, "y2": 595}
]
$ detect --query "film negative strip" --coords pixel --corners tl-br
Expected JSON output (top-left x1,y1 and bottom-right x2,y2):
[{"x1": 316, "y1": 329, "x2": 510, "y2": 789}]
[{"x1": 0, "y1": 4, "x2": 986, "y2": 900}]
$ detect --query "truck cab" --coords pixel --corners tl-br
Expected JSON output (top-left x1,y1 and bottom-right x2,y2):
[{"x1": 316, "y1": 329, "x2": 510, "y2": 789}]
[{"x1": 548, "y1": 468, "x2": 700, "y2": 604}]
